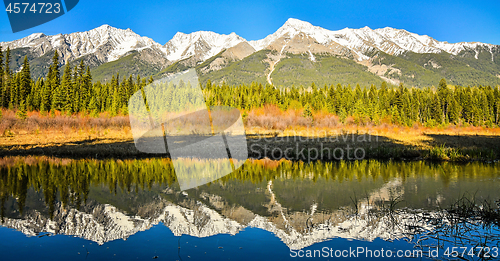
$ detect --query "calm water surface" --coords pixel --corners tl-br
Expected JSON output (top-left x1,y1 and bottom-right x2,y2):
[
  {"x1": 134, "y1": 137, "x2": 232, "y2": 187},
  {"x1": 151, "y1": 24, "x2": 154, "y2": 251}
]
[{"x1": 1, "y1": 157, "x2": 499, "y2": 260}]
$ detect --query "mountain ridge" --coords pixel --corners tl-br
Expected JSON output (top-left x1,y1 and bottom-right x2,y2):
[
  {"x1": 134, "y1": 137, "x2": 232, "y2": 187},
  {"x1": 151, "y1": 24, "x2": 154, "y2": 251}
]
[
  {"x1": 2, "y1": 18, "x2": 497, "y2": 65},
  {"x1": 1, "y1": 18, "x2": 499, "y2": 86}
]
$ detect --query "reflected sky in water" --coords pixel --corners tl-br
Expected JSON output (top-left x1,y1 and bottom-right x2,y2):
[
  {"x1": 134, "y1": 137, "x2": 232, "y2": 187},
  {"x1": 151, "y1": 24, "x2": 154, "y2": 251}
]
[{"x1": 1, "y1": 157, "x2": 500, "y2": 260}]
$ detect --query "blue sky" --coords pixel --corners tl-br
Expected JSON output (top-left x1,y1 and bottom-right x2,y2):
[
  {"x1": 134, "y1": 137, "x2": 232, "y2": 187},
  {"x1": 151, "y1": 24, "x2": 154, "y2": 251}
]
[{"x1": 1, "y1": 0, "x2": 499, "y2": 45}]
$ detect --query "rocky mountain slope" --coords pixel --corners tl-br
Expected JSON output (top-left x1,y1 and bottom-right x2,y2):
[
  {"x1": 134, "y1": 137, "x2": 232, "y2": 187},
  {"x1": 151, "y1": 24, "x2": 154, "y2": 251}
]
[{"x1": 1, "y1": 18, "x2": 499, "y2": 86}]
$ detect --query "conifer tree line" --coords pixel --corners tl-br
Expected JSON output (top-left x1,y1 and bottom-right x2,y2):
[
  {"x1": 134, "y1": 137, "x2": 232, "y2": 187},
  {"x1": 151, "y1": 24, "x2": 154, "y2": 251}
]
[
  {"x1": 1, "y1": 158, "x2": 495, "y2": 219},
  {"x1": 0, "y1": 46, "x2": 152, "y2": 116},
  {"x1": 1, "y1": 45, "x2": 500, "y2": 127},
  {"x1": 203, "y1": 80, "x2": 500, "y2": 127},
  {"x1": 128, "y1": 79, "x2": 205, "y2": 118}
]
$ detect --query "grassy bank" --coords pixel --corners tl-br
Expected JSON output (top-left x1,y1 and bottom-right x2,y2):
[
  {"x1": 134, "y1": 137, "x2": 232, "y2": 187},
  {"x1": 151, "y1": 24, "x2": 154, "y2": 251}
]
[{"x1": 1, "y1": 109, "x2": 500, "y2": 161}]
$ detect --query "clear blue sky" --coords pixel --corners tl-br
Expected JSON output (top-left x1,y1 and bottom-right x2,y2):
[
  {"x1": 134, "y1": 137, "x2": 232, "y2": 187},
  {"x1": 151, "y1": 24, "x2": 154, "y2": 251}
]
[{"x1": 1, "y1": 0, "x2": 499, "y2": 45}]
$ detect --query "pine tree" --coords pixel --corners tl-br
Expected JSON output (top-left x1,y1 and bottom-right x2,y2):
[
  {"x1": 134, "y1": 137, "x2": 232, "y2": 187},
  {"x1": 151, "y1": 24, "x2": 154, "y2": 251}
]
[
  {"x1": 4, "y1": 47, "x2": 10, "y2": 75},
  {"x1": 303, "y1": 103, "x2": 313, "y2": 119},
  {"x1": 111, "y1": 88, "x2": 119, "y2": 116},
  {"x1": 495, "y1": 97, "x2": 500, "y2": 125},
  {"x1": 31, "y1": 78, "x2": 43, "y2": 110},
  {"x1": 392, "y1": 105, "x2": 404, "y2": 125},
  {"x1": 19, "y1": 56, "x2": 31, "y2": 103},
  {"x1": 126, "y1": 75, "x2": 133, "y2": 102},
  {"x1": 437, "y1": 78, "x2": 449, "y2": 119},
  {"x1": 379, "y1": 82, "x2": 388, "y2": 114},
  {"x1": 134, "y1": 75, "x2": 141, "y2": 93},
  {"x1": 47, "y1": 51, "x2": 61, "y2": 111},
  {"x1": 40, "y1": 80, "x2": 51, "y2": 112},
  {"x1": 77, "y1": 61, "x2": 85, "y2": 109},
  {"x1": 16, "y1": 99, "x2": 27, "y2": 120},
  {"x1": 206, "y1": 79, "x2": 212, "y2": 90},
  {"x1": 72, "y1": 65, "x2": 79, "y2": 112},
  {"x1": 45, "y1": 70, "x2": 53, "y2": 111},
  {"x1": 118, "y1": 80, "x2": 126, "y2": 109},
  {"x1": 448, "y1": 97, "x2": 461, "y2": 124},
  {"x1": 3, "y1": 47, "x2": 12, "y2": 108},
  {"x1": 88, "y1": 96, "x2": 98, "y2": 117},
  {"x1": 393, "y1": 83, "x2": 405, "y2": 109},
  {"x1": 0, "y1": 47, "x2": 4, "y2": 108},
  {"x1": 431, "y1": 96, "x2": 443, "y2": 124},
  {"x1": 10, "y1": 73, "x2": 19, "y2": 108},
  {"x1": 52, "y1": 85, "x2": 64, "y2": 111},
  {"x1": 82, "y1": 67, "x2": 92, "y2": 109},
  {"x1": 438, "y1": 78, "x2": 447, "y2": 92},
  {"x1": 61, "y1": 65, "x2": 73, "y2": 113}
]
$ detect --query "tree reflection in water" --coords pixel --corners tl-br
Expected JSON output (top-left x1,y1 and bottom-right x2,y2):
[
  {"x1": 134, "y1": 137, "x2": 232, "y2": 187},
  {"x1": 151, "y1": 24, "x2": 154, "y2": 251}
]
[{"x1": 0, "y1": 156, "x2": 499, "y2": 258}]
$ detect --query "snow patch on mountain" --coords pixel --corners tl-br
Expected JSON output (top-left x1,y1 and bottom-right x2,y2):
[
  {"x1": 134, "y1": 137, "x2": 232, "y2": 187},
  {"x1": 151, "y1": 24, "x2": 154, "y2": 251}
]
[
  {"x1": 0, "y1": 19, "x2": 497, "y2": 67},
  {"x1": 164, "y1": 31, "x2": 245, "y2": 61},
  {"x1": 249, "y1": 18, "x2": 496, "y2": 61},
  {"x1": 0, "y1": 24, "x2": 164, "y2": 63}
]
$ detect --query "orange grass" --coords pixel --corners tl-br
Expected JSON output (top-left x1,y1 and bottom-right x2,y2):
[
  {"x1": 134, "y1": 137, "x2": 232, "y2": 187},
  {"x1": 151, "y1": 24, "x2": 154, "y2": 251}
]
[{"x1": 2, "y1": 108, "x2": 500, "y2": 152}]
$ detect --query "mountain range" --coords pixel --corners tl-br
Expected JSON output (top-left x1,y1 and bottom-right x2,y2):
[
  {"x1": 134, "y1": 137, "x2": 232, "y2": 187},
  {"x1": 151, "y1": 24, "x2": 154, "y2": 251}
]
[
  {"x1": 1, "y1": 18, "x2": 500, "y2": 87},
  {"x1": 1, "y1": 179, "x2": 436, "y2": 250}
]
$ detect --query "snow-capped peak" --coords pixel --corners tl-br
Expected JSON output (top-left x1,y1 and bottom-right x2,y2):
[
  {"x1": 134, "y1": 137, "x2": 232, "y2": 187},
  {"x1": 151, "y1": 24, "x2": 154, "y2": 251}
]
[
  {"x1": 164, "y1": 30, "x2": 246, "y2": 61},
  {"x1": 0, "y1": 24, "x2": 163, "y2": 63},
  {"x1": 282, "y1": 18, "x2": 316, "y2": 31},
  {"x1": 249, "y1": 18, "x2": 497, "y2": 60},
  {"x1": 0, "y1": 32, "x2": 47, "y2": 49},
  {"x1": 249, "y1": 18, "x2": 329, "y2": 51},
  {"x1": 0, "y1": 19, "x2": 497, "y2": 69},
  {"x1": 69, "y1": 24, "x2": 161, "y2": 61}
]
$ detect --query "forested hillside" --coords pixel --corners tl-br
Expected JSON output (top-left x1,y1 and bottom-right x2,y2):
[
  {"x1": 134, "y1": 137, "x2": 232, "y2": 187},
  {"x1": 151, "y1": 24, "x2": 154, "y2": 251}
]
[{"x1": 1, "y1": 46, "x2": 500, "y2": 128}]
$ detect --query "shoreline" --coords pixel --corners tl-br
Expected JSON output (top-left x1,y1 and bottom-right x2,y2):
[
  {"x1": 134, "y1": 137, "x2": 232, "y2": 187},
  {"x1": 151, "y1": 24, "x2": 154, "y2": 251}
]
[{"x1": 1, "y1": 127, "x2": 499, "y2": 162}]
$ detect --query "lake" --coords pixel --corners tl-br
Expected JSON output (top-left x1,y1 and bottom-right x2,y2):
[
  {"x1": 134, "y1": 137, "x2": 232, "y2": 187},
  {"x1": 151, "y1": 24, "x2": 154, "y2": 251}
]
[{"x1": 1, "y1": 157, "x2": 499, "y2": 260}]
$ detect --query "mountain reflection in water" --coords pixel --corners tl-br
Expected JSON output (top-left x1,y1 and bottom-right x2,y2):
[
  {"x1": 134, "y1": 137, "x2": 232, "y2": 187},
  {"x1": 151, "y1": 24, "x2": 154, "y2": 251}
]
[{"x1": 0, "y1": 156, "x2": 500, "y2": 259}]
